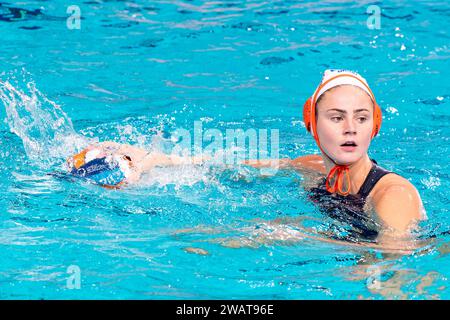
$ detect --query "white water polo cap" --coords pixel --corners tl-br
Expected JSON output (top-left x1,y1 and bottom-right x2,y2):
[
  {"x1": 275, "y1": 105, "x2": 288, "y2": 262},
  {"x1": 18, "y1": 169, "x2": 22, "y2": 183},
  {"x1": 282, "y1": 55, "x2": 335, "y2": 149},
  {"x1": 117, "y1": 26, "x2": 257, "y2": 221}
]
[{"x1": 312, "y1": 69, "x2": 375, "y2": 105}]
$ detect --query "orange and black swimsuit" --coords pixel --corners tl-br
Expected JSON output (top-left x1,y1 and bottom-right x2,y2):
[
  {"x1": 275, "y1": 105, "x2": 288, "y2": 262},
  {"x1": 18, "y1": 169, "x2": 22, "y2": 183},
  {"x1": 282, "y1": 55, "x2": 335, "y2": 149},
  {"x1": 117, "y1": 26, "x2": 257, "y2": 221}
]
[{"x1": 307, "y1": 159, "x2": 398, "y2": 241}]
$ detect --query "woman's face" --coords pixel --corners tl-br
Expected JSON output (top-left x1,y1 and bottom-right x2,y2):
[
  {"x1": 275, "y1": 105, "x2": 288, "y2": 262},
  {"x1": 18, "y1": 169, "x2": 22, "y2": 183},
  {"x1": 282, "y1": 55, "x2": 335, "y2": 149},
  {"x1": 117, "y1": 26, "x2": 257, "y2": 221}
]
[{"x1": 316, "y1": 85, "x2": 374, "y2": 165}]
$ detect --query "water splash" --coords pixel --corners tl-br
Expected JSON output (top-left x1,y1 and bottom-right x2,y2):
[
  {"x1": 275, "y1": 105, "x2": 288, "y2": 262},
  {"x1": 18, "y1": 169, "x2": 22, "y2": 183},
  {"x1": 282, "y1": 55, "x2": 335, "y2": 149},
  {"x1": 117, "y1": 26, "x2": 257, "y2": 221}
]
[{"x1": 0, "y1": 71, "x2": 91, "y2": 168}]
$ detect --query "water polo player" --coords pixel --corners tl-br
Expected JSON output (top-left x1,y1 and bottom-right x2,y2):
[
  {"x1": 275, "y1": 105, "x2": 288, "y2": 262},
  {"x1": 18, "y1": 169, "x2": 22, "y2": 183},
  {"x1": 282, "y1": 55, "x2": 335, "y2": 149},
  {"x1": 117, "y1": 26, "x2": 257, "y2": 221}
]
[
  {"x1": 248, "y1": 69, "x2": 426, "y2": 236},
  {"x1": 66, "y1": 141, "x2": 204, "y2": 188}
]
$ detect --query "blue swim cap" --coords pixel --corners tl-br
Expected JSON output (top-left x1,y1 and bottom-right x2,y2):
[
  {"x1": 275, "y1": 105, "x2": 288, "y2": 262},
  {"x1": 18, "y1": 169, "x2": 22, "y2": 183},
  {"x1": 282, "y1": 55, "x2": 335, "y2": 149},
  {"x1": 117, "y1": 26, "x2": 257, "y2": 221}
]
[
  {"x1": 67, "y1": 147, "x2": 129, "y2": 188},
  {"x1": 70, "y1": 157, "x2": 126, "y2": 187}
]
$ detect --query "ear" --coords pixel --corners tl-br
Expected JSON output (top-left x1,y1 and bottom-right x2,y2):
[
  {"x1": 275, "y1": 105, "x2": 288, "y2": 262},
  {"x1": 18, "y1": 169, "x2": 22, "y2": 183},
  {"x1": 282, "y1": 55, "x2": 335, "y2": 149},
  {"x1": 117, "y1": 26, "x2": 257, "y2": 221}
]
[{"x1": 303, "y1": 97, "x2": 312, "y2": 132}]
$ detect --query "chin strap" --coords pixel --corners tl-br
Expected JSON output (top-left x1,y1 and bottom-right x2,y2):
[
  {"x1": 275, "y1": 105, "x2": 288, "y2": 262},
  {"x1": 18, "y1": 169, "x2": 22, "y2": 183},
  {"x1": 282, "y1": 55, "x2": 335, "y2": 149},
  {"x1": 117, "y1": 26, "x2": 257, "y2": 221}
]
[
  {"x1": 315, "y1": 142, "x2": 353, "y2": 196},
  {"x1": 325, "y1": 164, "x2": 351, "y2": 196}
]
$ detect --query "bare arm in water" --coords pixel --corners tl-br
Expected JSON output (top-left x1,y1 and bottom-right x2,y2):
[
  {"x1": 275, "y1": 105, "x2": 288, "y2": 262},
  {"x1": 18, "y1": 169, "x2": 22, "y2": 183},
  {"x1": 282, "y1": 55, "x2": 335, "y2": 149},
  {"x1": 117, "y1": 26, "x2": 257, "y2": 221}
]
[
  {"x1": 243, "y1": 154, "x2": 327, "y2": 190},
  {"x1": 244, "y1": 154, "x2": 326, "y2": 175},
  {"x1": 87, "y1": 141, "x2": 206, "y2": 183}
]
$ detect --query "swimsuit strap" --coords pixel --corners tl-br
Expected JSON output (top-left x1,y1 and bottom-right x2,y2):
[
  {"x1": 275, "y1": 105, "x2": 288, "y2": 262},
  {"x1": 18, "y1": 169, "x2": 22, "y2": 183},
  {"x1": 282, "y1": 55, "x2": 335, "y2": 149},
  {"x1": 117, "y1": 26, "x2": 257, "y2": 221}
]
[{"x1": 356, "y1": 159, "x2": 394, "y2": 199}]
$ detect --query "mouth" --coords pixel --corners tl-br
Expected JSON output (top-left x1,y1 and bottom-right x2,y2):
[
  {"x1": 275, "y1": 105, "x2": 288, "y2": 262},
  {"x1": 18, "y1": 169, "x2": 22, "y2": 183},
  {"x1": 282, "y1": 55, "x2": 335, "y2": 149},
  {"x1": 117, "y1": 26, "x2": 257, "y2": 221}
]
[{"x1": 340, "y1": 141, "x2": 357, "y2": 152}]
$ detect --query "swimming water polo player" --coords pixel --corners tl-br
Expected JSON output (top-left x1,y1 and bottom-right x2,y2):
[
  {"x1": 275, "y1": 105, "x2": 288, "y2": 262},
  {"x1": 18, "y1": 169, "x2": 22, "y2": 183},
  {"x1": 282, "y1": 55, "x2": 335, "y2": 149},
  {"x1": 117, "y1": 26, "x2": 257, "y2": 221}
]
[
  {"x1": 247, "y1": 69, "x2": 426, "y2": 236},
  {"x1": 67, "y1": 141, "x2": 204, "y2": 188}
]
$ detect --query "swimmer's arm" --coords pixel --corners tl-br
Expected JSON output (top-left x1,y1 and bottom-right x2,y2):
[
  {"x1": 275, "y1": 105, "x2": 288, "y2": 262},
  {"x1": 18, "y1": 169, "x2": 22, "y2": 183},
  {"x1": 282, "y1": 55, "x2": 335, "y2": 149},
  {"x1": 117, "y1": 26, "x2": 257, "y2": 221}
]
[
  {"x1": 93, "y1": 141, "x2": 204, "y2": 166},
  {"x1": 94, "y1": 141, "x2": 149, "y2": 158},
  {"x1": 243, "y1": 154, "x2": 327, "y2": 174},
  {"x1": 373, "y1": 182, "x2": 426, "y2": 236},
  {"x1": 291, "y1": 154, "x2": 327, "y2": 174},
  {"x1": 129, "y1": 153, "x2": 207, "y2": 180},
  {"x1": 242, "y1": 158, "x2": 291, "y2": 169},
  {"x1": 142, "y1": 153, "x2": 206, "y2": 168}
]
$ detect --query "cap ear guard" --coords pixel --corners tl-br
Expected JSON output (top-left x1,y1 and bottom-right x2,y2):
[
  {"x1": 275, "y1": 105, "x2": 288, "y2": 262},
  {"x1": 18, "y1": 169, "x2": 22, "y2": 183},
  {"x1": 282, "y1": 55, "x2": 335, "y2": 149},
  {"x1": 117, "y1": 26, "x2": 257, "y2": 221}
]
[
  {"x1": 303, "y1": 97, "x2": 312, "y2": 133},
  {"x1": 372, "y1": 103, "x2": 382, "y2": 138},
  {"x1": 69, "y1": 149, "x2": 88, "y2": 170}
]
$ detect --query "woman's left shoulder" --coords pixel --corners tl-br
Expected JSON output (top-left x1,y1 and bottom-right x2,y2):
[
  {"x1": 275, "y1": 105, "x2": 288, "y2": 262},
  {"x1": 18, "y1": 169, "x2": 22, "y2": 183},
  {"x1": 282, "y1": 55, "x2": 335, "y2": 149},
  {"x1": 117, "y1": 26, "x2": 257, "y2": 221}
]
[
  {"x1": 371, "y1": 173, "x2": 426, "y2": 230},
  {"x1": 374, "y1": 172, "x2": 418, "y2": 197}
]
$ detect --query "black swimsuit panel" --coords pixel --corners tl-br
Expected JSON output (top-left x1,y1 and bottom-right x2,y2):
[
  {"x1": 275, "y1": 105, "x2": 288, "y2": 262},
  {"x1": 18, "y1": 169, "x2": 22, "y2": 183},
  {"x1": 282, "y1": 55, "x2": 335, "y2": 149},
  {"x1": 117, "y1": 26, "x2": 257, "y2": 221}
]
[{"x1": 307, "y1": 159, "x2": 397, "y2": 241}]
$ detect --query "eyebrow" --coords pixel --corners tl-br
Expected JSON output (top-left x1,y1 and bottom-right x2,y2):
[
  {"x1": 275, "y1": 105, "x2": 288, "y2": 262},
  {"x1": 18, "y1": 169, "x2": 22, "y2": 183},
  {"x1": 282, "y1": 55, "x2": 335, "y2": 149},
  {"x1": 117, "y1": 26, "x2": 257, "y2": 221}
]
[{"x1": 326, "y1": 108, "x2": 370, "y2": 114}]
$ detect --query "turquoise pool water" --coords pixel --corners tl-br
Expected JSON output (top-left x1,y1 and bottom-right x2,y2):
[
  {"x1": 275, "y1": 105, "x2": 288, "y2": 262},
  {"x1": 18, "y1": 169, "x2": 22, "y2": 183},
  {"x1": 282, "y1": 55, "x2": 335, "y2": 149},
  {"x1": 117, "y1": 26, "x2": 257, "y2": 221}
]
[{"x1": 0, "y1": 0, "x2": 449, "y2": 299}]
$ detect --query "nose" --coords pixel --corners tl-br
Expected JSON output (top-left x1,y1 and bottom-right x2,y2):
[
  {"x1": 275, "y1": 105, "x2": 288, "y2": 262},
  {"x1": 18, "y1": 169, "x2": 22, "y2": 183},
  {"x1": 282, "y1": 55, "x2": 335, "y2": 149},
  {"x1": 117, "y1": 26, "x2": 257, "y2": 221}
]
[{"x1": 343, "y1": 117, "x2": 356, "y2": 135}]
